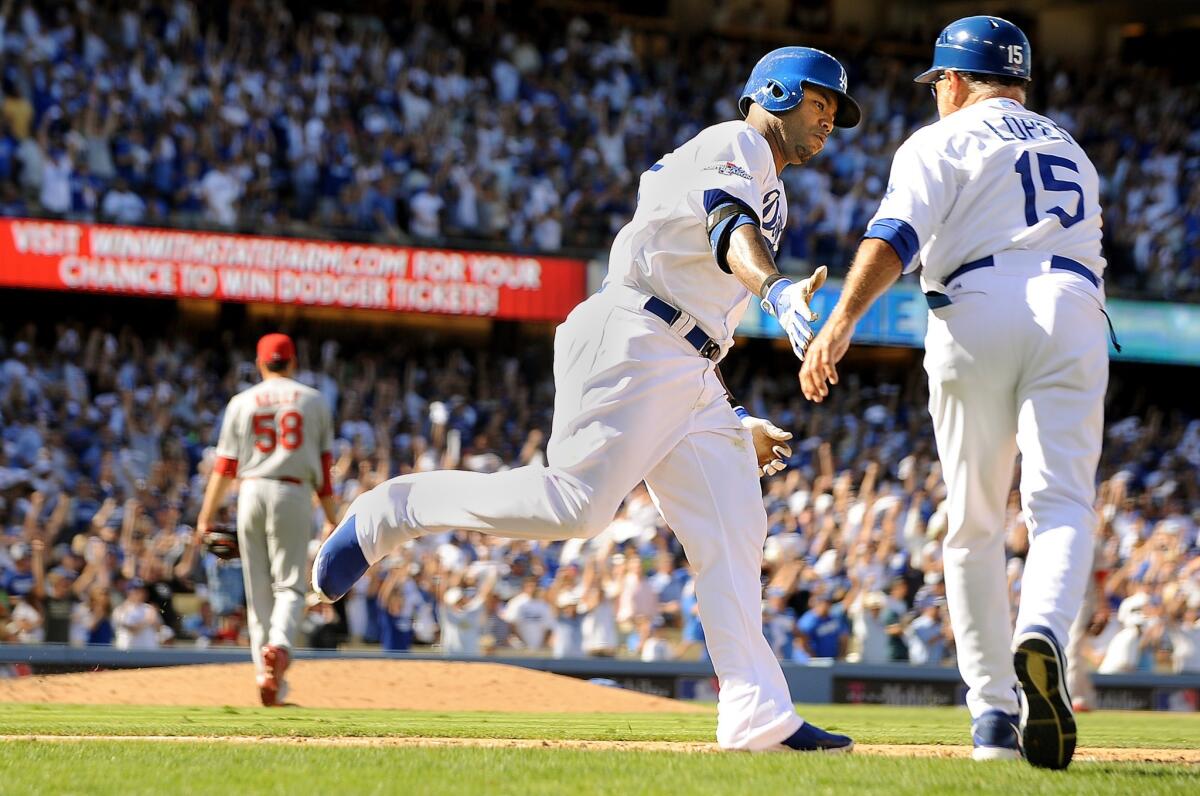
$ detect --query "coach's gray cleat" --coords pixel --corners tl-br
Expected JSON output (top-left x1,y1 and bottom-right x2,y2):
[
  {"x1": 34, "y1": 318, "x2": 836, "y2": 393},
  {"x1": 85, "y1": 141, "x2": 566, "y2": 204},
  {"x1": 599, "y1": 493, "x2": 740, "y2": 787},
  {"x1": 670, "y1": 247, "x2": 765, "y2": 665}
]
[{"x1": 1014, "y1": 625, "x2": 1076, "y2": 770}]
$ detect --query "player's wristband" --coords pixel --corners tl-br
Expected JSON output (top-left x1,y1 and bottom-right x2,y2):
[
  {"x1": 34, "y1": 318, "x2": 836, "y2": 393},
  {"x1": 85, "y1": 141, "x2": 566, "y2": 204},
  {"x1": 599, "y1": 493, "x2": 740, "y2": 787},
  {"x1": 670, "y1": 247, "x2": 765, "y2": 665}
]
[
  {"x1": 760, "y1": 276, "x2": 792, "y2": 317},
  {"x1": 759, "y1": 273, "x2": 789, "y2": 301},
  {"x1": 732, "y1": 406, "x2": 750, "y2": 421}
]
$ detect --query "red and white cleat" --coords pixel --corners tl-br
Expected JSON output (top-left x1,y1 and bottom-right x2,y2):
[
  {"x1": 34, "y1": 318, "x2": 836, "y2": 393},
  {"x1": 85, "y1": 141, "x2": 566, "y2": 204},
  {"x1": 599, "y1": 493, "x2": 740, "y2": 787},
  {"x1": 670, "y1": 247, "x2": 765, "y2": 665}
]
[{"x1": 258, "y1": 645, "x2": 290, "y2": 707}]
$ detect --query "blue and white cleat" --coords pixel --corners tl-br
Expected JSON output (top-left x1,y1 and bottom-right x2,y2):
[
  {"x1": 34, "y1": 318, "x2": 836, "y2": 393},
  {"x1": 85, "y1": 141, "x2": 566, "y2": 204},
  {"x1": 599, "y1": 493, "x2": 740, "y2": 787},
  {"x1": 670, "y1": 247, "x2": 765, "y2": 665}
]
[
  {"x1": 1014, "y1": 624, "x2": 1076, "y2": 770},
  {"x1": 311, "y1": 516, "x2": 369, "y2": 604},
  {"x1": 776, "y1": 722, "x2": 855, "y2": 753},
  {"x1": 971, "y1": 709, "x2": 1021, "y2": 761}
]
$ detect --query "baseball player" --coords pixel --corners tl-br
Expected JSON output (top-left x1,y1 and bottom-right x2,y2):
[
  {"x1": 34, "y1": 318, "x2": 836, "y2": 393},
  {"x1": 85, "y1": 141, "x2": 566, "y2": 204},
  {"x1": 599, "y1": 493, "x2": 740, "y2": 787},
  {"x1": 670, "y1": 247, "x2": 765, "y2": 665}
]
[
  {"x1": 197, "y1": 333, "x2": 337, "y2": 706},
  {"x1": 315, "y1": 47, "x2": 860, "y2": 752},
  {"x1": 801, "y1": 17, "x2": 1110, "y2": 769}
]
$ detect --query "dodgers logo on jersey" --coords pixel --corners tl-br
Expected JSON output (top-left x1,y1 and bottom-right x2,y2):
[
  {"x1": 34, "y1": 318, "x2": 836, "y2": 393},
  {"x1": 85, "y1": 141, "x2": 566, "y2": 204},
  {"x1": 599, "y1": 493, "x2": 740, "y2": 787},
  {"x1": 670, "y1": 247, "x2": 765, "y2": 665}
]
[{"x1": 761, "y1": 189, "x2": 784, "y2": 248}]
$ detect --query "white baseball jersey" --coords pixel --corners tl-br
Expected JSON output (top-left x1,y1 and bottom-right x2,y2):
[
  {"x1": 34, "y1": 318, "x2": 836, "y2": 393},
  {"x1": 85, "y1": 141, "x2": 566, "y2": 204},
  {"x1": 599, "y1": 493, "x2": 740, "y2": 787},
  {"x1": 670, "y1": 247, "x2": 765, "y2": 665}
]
[
  {"x1": 215, "y1": 377, "x2": 334, "y2": 489},
  {"x1": 606, "y1": 120, "x2": 788, "y2": 346},
  {"x1": 869, "y1": 97, "x2": 1104, "y2": 290}
]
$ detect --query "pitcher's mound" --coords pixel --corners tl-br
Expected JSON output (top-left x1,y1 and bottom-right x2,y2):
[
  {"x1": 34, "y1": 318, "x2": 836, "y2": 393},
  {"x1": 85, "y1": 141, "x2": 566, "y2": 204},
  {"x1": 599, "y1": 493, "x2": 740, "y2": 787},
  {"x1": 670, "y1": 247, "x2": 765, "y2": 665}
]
[{"x1": 0, "y1": 660, "x2": 705, "y2": 713}]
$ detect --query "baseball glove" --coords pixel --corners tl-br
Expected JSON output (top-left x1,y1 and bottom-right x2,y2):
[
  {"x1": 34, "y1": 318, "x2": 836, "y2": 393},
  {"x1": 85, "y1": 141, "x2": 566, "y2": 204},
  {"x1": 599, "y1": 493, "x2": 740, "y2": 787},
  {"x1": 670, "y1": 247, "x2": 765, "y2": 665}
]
[{"x1": 203, "y1": 527, "x2": 240, "y2": 561}]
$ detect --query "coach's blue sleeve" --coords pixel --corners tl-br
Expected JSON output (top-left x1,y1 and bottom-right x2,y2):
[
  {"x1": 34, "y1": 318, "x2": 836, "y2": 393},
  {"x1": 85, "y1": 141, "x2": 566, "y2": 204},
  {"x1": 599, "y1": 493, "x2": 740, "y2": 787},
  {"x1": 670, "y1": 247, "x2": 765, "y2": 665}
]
[{"x1": 863, "y1": 218, "x2": 919, "y2": 269}]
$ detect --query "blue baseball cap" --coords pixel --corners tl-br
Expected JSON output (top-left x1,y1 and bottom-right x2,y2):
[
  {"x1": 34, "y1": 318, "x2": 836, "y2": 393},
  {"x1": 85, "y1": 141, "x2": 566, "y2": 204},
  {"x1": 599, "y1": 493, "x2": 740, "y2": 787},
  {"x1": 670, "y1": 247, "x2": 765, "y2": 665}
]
[{"x1": 740, "y1": 46, "x2": 861, "y2": 128}]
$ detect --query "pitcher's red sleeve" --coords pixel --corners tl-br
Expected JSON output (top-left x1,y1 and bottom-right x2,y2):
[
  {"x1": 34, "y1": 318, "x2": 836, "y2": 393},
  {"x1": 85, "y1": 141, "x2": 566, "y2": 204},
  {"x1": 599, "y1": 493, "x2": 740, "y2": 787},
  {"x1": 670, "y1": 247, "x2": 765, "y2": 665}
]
[{"x1": 318, "y1": 452, "x2": 333, "y2": 497}]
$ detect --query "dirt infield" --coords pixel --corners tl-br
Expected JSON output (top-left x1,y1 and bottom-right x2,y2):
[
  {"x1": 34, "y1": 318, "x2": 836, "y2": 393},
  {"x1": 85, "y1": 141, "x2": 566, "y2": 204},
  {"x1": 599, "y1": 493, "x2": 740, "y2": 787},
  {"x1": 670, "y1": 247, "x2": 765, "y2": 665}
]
[
  {"x1": 4, "y1": 734, "x2": 1198, "y2": 763},
  {"x1": 0, "y1": 660, "x2": 704, "y2": 713}
]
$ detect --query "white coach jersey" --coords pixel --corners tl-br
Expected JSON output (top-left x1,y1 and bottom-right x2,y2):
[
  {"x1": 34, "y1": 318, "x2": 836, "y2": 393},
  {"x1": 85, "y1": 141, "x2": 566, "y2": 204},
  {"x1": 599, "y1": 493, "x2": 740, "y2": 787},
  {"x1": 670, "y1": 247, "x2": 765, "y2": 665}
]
[
  {"x1": 870, "y1": 97, "x2": 1104, "y2": 290},
  {"x1": 216, "y1": 377, "x2": 334, "y2": 488},
  {"x1": 606, "y1": 121, "x2": 787, "y2": 346}
]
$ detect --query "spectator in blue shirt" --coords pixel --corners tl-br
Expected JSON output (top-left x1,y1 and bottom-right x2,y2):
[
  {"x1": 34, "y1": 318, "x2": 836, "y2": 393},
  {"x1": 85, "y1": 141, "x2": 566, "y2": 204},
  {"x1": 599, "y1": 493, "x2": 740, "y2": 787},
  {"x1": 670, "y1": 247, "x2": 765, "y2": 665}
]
[
  {"x1": 796, "y1": 593, "x2": 849, "y2": 659},
  {"x1": 905, "y1": 600, "x2": 950, "y2": 665},
  {"x1": 2, "y1": 543, "x2": 36, "y2": 598},
  {"x1": 763, "y1": 587, "x2": 797, "y2": 661},
  {"x1": 378, "y1": 589, "x2": 414, "y2": 653},
  {"x1": 376, "y1": 566, "x2": 414, "y2": 653},
  {"x1": 0, "y1": 123, "x2": 18, "y2": 183},
  {"x1": 647, "y1": 552, "x2": 686, "y2": 625}
]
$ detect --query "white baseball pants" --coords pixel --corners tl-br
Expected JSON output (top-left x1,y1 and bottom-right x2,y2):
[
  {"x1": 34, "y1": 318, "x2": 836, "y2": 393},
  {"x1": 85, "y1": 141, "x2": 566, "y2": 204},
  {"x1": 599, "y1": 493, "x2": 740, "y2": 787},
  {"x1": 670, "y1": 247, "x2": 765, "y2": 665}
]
[
  {"x1": 924, "y1": 256, "x2": 1108, "y2": 719},
  {"x1": 344, "y1": 285, "x2": 802, "y2": 749},
  {"x1": 237, "y1": 478, "x2": 312, "y2": 675}
]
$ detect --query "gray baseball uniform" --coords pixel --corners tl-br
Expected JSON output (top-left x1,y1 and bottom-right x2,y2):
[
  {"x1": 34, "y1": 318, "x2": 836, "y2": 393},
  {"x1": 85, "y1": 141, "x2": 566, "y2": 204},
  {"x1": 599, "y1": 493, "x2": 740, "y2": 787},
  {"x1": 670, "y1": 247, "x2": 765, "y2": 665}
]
[{"x1": 215, "y1": 377, "x2": 334, "y2": 672}]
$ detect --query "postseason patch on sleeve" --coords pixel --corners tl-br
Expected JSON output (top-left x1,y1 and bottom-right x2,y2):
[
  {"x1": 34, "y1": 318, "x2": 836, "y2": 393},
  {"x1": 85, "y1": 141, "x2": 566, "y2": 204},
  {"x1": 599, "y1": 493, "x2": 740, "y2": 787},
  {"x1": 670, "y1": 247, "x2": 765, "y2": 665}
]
[{"x1": 703, "y1": 161, "x2": 753, "y2": 180}]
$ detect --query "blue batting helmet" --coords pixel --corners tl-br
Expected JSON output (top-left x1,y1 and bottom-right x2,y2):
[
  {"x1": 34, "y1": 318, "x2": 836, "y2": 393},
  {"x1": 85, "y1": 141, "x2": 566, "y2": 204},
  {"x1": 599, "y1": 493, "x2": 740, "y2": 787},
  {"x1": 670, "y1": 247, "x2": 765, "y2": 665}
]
[
  {"x1": 739, "y1": 47, "x2": 861, "y2": 128},
  {"x1": 914, "y1": 16, "x2": 1032, "y2": 84}
]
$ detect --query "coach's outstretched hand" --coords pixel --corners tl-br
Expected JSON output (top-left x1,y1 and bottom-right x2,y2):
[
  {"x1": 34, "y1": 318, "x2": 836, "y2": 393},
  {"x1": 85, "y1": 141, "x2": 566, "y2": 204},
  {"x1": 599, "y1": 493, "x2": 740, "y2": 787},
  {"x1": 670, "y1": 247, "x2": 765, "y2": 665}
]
[
  {"x1": 761, "y1": 266, "x2": 827, "y2": 362},
  {"x1": 800, "y1": 314, "x2": 855, "y2": 403}
]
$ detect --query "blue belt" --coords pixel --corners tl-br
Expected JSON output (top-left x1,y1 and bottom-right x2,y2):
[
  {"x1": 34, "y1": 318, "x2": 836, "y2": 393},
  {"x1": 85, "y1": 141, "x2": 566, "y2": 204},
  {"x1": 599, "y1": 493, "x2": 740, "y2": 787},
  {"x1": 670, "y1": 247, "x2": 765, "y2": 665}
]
[
  {"x1": 643, "y1": 296, "x2": 721, "y2": 360},
  {"x1": 925, "y1": 255, "x2": 1099, "y2": 310}
]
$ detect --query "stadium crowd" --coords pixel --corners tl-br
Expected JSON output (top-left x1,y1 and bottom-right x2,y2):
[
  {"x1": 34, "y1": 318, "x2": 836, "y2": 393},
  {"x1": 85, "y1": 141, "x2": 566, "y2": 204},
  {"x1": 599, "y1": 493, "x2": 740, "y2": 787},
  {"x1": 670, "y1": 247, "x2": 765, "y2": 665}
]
[
  {"x1": 2, "y1": 322, "x2": 1199, "y2": 678},
  {"x1": 1, "y1": 1, "x2": 1198, "y2": 300}
]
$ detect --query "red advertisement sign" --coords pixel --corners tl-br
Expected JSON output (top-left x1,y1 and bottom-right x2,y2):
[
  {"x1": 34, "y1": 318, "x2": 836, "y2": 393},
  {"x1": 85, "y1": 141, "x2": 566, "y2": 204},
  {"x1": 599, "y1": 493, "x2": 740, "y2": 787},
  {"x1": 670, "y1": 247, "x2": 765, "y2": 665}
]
[{"x1": 0, "y1": 219, "x2": 586, "y2": 321}]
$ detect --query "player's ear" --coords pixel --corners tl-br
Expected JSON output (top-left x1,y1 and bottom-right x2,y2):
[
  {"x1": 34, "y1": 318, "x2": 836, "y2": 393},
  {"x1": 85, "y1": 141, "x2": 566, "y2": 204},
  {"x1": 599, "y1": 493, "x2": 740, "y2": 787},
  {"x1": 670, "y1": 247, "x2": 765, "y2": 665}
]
[{"x1": 947, "y1": 70, "x2": 969, "y2": 102}]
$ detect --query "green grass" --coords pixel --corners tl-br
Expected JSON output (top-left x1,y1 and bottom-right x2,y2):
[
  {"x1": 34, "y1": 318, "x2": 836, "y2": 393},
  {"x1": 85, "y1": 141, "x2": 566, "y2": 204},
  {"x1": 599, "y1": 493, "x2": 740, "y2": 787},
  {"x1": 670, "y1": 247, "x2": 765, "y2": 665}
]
[
  {"x1": 1, "y1": 740, "x2": 1197, "y2": 796},
  {"x1": 1, "y1": 705, "x2": 1198, "y2": 794},
  {"x1": 3, "y1": 703, "x2": 1199, "y2": 749}
]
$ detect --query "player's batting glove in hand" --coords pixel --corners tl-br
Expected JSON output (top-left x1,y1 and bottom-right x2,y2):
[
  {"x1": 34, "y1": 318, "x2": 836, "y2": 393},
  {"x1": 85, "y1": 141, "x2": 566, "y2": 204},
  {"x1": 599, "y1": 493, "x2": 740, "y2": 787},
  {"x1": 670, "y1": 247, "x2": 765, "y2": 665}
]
[
  {"x1": 760, "y1": 266, "x2": 827, "y2": 362},
  {"x1": 735, "y1": 407, "x2": 793, "y2": 476}
]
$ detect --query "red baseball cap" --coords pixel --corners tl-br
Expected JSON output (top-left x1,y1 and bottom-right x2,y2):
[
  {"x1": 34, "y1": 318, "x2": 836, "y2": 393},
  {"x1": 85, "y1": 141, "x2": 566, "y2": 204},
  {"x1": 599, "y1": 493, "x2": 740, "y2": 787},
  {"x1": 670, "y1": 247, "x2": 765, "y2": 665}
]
[{"x1": 256, "y1": 333, "x2": 295, "y2": 365}]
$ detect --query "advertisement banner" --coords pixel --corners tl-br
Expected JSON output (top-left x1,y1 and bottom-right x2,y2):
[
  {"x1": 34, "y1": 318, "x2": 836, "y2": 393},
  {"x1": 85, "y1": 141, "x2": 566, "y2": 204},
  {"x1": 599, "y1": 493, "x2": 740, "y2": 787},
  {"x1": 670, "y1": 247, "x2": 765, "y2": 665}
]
[
  {"x1": 737, "y1": 277, "x2": 1200, "y2": 366},
  {"x1": 0, "y1": 219, "x2": 586, "y2": 322},
  {"x1": 833, "y1": 676, "x2": 966, "y2": 707}
]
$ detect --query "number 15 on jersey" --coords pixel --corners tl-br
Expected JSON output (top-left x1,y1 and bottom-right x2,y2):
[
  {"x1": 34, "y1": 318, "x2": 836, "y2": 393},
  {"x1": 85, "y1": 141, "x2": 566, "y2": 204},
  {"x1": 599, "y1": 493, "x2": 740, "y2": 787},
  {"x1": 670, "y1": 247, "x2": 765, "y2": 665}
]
[{"x1": 1014, "y1": 151, "x2": 1084, "y2": 229}]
